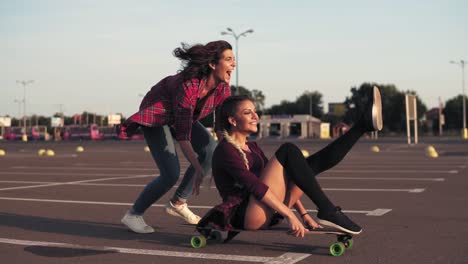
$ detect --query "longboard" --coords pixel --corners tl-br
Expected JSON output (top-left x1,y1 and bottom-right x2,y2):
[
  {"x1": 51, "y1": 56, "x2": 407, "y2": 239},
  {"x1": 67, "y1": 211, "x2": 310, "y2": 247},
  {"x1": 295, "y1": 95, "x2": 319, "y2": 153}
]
[{"x1": 183, "y1": 224, "x2": 355, "y2": 257}]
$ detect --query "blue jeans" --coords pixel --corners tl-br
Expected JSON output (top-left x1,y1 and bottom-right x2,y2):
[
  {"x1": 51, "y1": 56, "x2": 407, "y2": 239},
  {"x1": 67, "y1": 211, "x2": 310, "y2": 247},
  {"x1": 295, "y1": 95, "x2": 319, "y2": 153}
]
[{"x1": 132, "y1": 122, "x2": 216, "y2": 215}]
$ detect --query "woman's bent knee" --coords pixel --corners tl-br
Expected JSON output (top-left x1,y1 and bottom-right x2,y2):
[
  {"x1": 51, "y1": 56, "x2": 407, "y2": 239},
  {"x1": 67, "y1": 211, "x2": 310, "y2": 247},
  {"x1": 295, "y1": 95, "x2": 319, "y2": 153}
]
[{"x1": 275, "y1": 142, "x2": 300, "y2": 164}]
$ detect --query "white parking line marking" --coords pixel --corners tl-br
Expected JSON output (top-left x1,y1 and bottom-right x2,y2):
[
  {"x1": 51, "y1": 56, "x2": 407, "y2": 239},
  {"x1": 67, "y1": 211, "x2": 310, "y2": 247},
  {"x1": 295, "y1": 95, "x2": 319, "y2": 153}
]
[
  {"x1": 302, "y1": 208, "x2": 392, "y2": 216},
  {"x1": 0, "y1": 237, "x2": 306, "y2": 262},
  {"x1": 0, "y1": 172, "x2": 145, "y2": 177},
  {"x1": 0, "y1": 181, "x2": 56, "y2": 184},
  {"x1": 0, "y1": 182, "x2": 66, "y2": 191},
  {"x1": 323, "y1": 188, "x2": 425, "y2": 193},
  {"x1": 10, "y1": 166, "x2": 459, "y2": 174},
  {"x1": 0, "y1": 179, "x2": 426, "y2": 193},
  {"x1": 408, "y1": 188, "x2": 425, "y2": 193},
  {"x1": 0, "y1": 197, "x2": 388, "y2": 216},
  {"x1": 332, "y1": 169, "x2": 457, "y2": 174},
  {"x1": 270, "y1": 253, "x2": 311, "y2": 264},
  {"x1": 12, "y1": 166, "x2": 154, "y2": 171},
  {"x1": 0, "y1": 175, "x2": 154, "y2": 191},
  {"x1": 366, "y1": 209, "x2": 393, "y2": 216},
  {"x1": 318, "y1": 177, "x2": 445, "y2": 181}
]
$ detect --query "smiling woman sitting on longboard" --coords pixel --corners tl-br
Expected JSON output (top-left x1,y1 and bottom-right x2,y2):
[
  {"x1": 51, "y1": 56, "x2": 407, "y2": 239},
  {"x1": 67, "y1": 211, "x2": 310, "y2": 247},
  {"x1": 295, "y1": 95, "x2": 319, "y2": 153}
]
[{"x1": 197, "y1": 87, "x2": 383, "y2": 238}]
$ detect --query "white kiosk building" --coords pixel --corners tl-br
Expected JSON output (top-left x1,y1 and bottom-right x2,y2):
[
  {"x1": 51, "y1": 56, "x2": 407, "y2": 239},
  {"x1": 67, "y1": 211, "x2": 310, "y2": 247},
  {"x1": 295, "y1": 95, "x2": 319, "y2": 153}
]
[{"x1": 258, "y1": 114, "x2": 322, "y2": 139}]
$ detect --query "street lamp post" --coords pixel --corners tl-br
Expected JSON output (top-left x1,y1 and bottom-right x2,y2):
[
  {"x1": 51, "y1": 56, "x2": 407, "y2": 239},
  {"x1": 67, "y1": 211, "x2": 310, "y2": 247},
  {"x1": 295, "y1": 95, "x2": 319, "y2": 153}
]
[
  {"x1": 450, "y1": 60, "x2": 467, "y2": 138},
  {"x1": 16, "y1": 80, "x2": 34, "y2": 136},
  {"x1": 14, "y1": 99, "x2": 22, "y2": 127},
  {"x1": 309, "y1": 92, "x2": 313, "y2": 116},
  {"x1": 221, "y1": 28, "x2": 254, "y2": 95}
]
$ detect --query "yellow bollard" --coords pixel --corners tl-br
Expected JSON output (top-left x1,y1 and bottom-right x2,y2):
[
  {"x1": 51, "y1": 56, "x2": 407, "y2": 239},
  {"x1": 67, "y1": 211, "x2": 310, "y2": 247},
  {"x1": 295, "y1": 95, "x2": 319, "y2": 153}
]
[
  {"x1": 144, "y1": 146, "x2": 150, "y2": 152},
  {"x1": 22, "y1": 134, "x2": 28, "y2": 142},
  {"x1": 426, "y1": 145, "x2": 435, "y2": 153},
  {"x1": 370, "y1": 146, "x2": 380, "y2": 153},
  {"x1": 38, "y1": 149, "x2": 46, "y2": 156},
  {"x1": 463, "y1": 128, "x2": 468, "y2": 139},
  {"x1": 76, "y1": 146, "x2": 84, "y2": 152},
  {"x1": 46, "y1": 149, "x2": 55, "y2": 156},
  {"x1": 0, "y1": 149, "x2": 6, "y2": 156},
  {"x1": 425, "y1": 146, "x2": 438, "y2": 158},
  {"x1": 301, "y1": 149, "x2": 310, "y2": 157}
]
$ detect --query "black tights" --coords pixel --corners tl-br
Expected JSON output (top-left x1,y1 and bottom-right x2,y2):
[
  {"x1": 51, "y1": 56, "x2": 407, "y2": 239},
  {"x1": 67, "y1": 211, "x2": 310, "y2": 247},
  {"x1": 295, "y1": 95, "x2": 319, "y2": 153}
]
[{"x1": 275, "y1": 120, "x2": 366, "y2": 213}]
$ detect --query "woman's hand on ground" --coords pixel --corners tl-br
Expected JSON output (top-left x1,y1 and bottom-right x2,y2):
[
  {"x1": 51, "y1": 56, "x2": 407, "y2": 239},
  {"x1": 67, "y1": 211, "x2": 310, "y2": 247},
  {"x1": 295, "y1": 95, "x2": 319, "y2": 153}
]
[
  {"x1": 287, "y1": 215, "x2": 306, "y2": 238},
  {"x1": 302, "y1": 214, "x2": 323, "y2": 230}
]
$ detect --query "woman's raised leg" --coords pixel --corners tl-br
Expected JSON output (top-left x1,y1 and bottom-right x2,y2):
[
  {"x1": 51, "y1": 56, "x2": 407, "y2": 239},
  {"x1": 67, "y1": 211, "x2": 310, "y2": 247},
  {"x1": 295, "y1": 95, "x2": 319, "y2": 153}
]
[{"x1": 275, "y1": 142, "x2": 362, "y2": 234}]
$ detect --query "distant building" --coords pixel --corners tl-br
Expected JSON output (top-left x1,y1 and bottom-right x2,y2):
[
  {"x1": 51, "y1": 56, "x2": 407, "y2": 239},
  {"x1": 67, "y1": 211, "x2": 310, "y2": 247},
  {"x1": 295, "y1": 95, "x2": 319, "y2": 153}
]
[
  {"x1": 258, "y1": 114, "x2": 322, "y2": 139},
  {"x1": 328, "y1": 103, "x2": 347, "y2": 117},
  {"x1": 425, "y1": 107, "x2": 443, "y2": 135}
]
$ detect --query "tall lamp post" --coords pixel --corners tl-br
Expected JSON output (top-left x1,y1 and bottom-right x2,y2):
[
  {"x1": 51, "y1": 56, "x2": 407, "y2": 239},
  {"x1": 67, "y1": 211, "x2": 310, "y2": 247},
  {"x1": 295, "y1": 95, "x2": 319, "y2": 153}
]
[
  {"x1": 309, "y1": 91, "x2": 313, "y2": 116},
  {"x1": 221, "y1": 27, "x2": 254, "y2": 95},
  {"x1": 14, "y1": 99, "x2": 22, "y2": 127},
  {"x1": 450, "y1": 60, "x2": 467, "y2": 139},
  {"x1": 16, "y1": 80, "x2": 34, "y2": 137}
]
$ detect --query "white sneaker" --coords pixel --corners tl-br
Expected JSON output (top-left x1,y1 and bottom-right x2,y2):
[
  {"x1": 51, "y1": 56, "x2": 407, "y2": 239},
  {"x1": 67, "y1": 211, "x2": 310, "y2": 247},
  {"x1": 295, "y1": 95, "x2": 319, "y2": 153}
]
[
  {"x1": 121, "y1": 211, "x2": 155, "y2": 234},
  {"x1": 165, "y1": 201, "x2": 201, "y2": 224}
]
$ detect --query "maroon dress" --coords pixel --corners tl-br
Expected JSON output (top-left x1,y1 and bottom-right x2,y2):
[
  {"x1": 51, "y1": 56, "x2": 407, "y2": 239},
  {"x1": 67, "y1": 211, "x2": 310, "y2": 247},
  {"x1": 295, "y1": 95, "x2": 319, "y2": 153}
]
[{"x1": 197, "y1": 139, "x2": 269, "y2": 231}]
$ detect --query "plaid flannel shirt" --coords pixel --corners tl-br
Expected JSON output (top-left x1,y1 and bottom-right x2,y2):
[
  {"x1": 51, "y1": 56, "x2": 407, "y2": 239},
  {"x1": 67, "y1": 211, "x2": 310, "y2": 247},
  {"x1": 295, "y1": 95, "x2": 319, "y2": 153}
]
[{"x1": 121, "y1": 73, "x2": 230, "y2": 141}]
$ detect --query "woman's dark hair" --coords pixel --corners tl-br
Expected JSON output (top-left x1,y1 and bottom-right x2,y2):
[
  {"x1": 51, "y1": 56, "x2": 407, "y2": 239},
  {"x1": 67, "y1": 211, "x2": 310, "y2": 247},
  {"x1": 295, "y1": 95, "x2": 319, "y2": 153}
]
[
  {"x1": 173, "y1": 40, "x2": 232, "y2": 81},
  {"x1": 219, "y1": 95, "x2": 254, "y2": 131}
]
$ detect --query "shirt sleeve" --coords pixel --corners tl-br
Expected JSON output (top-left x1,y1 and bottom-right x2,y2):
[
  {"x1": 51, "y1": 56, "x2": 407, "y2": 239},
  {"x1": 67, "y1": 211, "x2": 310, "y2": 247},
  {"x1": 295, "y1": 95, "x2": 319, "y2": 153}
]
[
  {"x1": 216, "y1": 142, "x2": 269, "y2": 200},
  {"x1": 173, "y1": 80, "x2": 198, "y2": 141},
  {"x1": 252, "y1": 142, "x2": 269, "y2": 165}
]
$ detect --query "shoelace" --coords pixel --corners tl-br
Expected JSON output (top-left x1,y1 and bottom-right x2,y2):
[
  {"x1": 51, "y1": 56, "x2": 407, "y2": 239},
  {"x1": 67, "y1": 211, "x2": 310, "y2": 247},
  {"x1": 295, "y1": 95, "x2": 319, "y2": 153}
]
[{"x1": 135, "y1": 215, "x2": 145, "y2": 225}]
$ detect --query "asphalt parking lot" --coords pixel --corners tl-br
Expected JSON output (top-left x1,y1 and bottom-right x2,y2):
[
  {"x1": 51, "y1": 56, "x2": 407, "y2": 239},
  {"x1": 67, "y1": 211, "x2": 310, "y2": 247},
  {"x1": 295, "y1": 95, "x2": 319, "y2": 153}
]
[{"x1": 0, "y1": 137, "x2": 467, "y2": 264}]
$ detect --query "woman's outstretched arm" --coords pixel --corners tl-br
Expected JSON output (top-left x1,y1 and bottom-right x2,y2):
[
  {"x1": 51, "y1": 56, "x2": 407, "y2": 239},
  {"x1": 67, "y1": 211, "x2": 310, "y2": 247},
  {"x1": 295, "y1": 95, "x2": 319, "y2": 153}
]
[
  {"x1": 260, "y1": 190, "x2": 306, "y2": 237},
  {"x1": 293, "y1": 200, "x2": 321, "y2": 229}
]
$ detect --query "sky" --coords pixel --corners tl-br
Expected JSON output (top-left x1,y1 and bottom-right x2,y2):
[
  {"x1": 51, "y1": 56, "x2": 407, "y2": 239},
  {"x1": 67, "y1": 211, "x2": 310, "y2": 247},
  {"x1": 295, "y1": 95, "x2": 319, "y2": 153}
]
[{"x1": 1, "y1": 0, "x2": 467, "y2": 118}]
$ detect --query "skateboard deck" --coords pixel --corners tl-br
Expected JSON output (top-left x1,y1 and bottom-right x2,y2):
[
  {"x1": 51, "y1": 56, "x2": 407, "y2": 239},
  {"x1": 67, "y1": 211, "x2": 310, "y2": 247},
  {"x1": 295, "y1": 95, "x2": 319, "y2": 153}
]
[{"x1": 183, "y1": 224, "x2": 356, "y2": 257}]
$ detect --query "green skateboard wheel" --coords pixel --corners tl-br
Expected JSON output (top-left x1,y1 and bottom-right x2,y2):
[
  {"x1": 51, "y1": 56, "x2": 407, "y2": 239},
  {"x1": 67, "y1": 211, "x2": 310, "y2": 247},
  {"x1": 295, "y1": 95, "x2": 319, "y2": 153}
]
[
  {"x1": 191, "y1": 235, "x2": 207, "y2": 248},
  {"x1": 345, "y1": 239, "x2": 353, "y2": 250},
  {"x1": 330, "y1": 242, "x2": 346, "y2": 256}
]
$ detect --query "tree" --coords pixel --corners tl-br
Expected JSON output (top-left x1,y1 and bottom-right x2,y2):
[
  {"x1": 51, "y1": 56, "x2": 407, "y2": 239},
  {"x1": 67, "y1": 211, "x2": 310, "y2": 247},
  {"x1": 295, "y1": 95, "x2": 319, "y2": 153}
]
[
  {"x1": 443, "y1": 95, "x2": 468, "y2": 130},
  {"x1": 265, "y1": 91, "x2": 324, "y2": 117},
  {"x1": 251, "y1": 89, "x2": 266, "y2": 113},
  {"x1": 343, "y1": 83, "x2": 427, "y2": 132},
  {"x1": 231, "y1": 85, "x2": 266, "y2": 113},
  {"x1": 296, "y1": 91, "x2": 324, "y2": 117}
]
